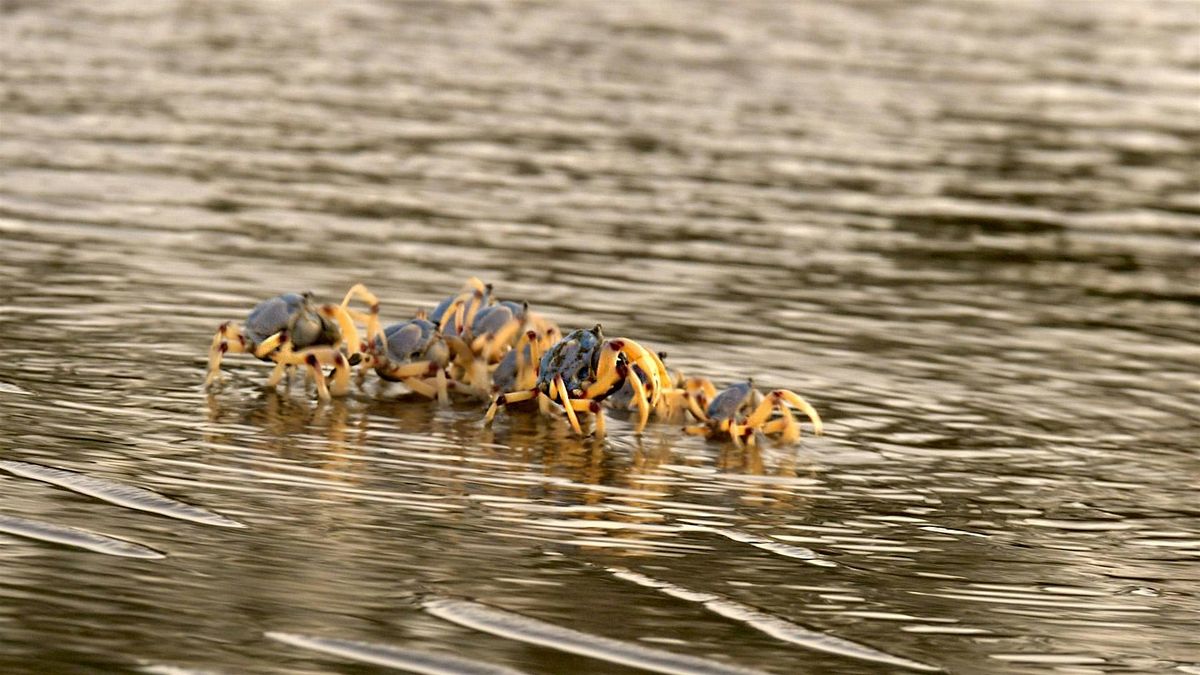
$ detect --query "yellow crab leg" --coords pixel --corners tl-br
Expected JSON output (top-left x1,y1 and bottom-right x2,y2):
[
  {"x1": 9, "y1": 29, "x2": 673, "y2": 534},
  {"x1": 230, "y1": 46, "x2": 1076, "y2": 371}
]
[
  {"x1": 320, "y1": 304, "x2": 363, "y2": 355},
  {"x1": 205, "y1": 322, "x2": 246, "y2": 385},
  {"x1": 275, "y1": 346, "x2": 352, "y2": 400},
  {"x1": 518, "y1": 331, "x2": 547, "y2": 386},
  {"x1": 583, "y1": 338, "x2": 667, "y2": 405},
  {"x1": 437, "y1": 301, "x2": 461, "y2": 332},
  {"x1": 583, "y1": 343, "x2": 622, "y2": 400},
  {"x1": 525, "y1": 331, "x2": 545, "y2": 376},
  {"x1": 554, "y1": 375, "x2": 583, "y2": 435},
  {"x1": 775, "y1": 390, "x2": 823, "y2": 436},
  {"x1": 729, "y1": 421, "x2": 745, "y2": 448},
  {"x1": 485, "y1": 389, "x2": 538, "y2": 423},
  {"x1": 463, "y1": 277, "x2": 489, "y2": 329},
  {"x1": 472, "y1": 319, "x2": 521, "y2": 363},
  {"x1": 625, "y1": 343, "x2": 667, "y2": 404},
  {"x1": 626, "y1": 371, "x2": 651, "y2": 433},
  {"x1": 381, "y1": 361, "x2": 439, "y2": 380},
  {"x1": 404, "y1": 377, "x2": 437, "y2": 399},
  {"x1": 444, "y1": 335, "x2": 475, "y2": 370},
  {"x1": 592, "y1": 402, "x2": 606, "y2": 438},
  {"x1": 761, "y1": 417, "x2": 794, "y2": 437},
  {"x1": 683, "y1": 391, "x2": 709, "y2": 421},
  {"x1": 453, "y1": 301, "x2": 468, "y2": 336},
  {"x1": 778, "y1": 408, "x2": 801, "y2": 443},
  {"x1": 684, "y1": 425, "x2": 709, "y2": 436},
  {"x1": 435, "y1": 368, "x2": 449, "y2": 405},
  {"x1": 645, "y1": 349, "x2": 672, "y2": 400},
  {"x1": 340, "y1": 283, "x2": 382, "y2": 343},
  {"x1": 266, "y1": 361, "x2": 288, "y2": 387},
  {"x1": 559, "y1": 400, "x2": 608, "y2": 437},
  {"x1": 253, "y1": 331, "x2": 286, "y2": 359},
  {"x1": 743, "y1": 390, "x2": 823, "y2": 436}
]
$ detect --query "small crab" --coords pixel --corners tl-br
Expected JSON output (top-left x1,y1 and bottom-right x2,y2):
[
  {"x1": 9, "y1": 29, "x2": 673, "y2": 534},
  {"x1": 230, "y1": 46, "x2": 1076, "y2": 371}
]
[
  {"x1": 423, "y1": 278, "x2": 559, "y2": 396},
  {"x1": 683, "y1": 380, "x2": 823, "y2": 446},
  {"x1": 367, "y1": 318, "x2": 455, "y2": 403},
  {"x1": 485, "y1": 325, "x2": 670, "y2": 437},
  {"x1": 205, "y1": 284, "x2": 380, "y2": 400},
  {"x1": 489, "y1": 323, "x2": 561, "y2": 394}
]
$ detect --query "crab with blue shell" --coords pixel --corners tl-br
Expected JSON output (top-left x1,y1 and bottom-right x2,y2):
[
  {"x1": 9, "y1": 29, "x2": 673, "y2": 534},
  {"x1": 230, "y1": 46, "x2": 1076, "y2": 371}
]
[
  {"x1": 682, "y1": 379, "x2": 823, "y2": 446},
  {"x1": 205, "y1": 284, "x2": 381, "y2": 400},
  {"x1": 365, "y1": 278, "x2": 560, "y2": 401},
  {"x1": 485, "y1": 324, "x2": 672, "y2": 437}
]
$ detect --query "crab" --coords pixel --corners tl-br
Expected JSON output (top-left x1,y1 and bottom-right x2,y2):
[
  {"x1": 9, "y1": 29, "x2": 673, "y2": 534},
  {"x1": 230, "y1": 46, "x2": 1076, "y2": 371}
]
[
  {"x1": 683, "y1": 380, "x2": 823, "y2": 446},
  {"x1": 366, "y1": 318, "x2": 456, "y2": 404},
  {"x1": 205, "y1": 284, "x2": 381, "y2": 400},
  {"x1": 421, "y1": 278, "x2": 559, "y2": 397},
  {"x1": 485, "y1": 324, "x2": 671, "y2": 437}
]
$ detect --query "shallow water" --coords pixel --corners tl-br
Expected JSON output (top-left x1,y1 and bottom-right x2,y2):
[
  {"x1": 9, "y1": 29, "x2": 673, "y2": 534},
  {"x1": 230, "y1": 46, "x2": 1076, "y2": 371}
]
[{"x1": 2, "y1": 1, "x2": 1199, "y2": 673}]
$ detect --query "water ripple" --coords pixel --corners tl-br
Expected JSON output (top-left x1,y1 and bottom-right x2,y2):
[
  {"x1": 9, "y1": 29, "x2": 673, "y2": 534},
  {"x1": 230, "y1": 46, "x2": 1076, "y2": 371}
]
[
  {"x1": 0, "y1": 460, "x2": 245, "y2": 528},
  {"x1": 267, "y1": 632, "x2": 529, "y2": 675},
  {"x1": 423, "y1": 597, "x2": 769, "y2": 675},
  {"x1": 608, "y1": 567, "x2": 940, "y2": 672},
  {"x1": 0, "y1": 513, "x2": 165, "y2": 559}
]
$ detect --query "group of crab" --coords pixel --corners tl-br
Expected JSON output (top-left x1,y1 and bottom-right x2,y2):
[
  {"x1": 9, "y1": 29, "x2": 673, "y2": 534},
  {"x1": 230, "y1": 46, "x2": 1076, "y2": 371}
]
[{"x1": 205, "y1": 279, "x2": 823, "y2": 446}]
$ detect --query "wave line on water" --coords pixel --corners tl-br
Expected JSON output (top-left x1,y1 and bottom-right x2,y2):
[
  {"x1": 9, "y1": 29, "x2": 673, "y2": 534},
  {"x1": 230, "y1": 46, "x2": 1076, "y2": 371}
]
[
  {"x1": 608, "y1": 567, "x2": 940, "y2": 672},
  {"x1": 0, "y1": 513, "x2": 165, "y2": 559},
  {"x1": 0, "y1": 460, "x2": 245, "y2": 528},
  {"x1": 267, "y1": 632, "x2": 529, "y2": 675},
  {"x1": 698, "y1": 527, "x2": 836, "y2": 566},
  {"x1": 422, "y1": 597, "x2": 770, "y2": 675}
]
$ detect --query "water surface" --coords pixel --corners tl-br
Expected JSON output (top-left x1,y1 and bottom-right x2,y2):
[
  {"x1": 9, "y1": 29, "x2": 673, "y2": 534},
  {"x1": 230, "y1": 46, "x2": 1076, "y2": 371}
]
[{"x1": 1, "y1": 1, "x2": 1198, "y2": 673}]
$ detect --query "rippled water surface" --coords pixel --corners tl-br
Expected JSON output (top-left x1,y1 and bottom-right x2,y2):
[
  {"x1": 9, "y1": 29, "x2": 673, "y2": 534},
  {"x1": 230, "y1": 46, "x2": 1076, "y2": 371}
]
[{"x1": 2, "y1": 1, "x2": 1199, "y2": 673}]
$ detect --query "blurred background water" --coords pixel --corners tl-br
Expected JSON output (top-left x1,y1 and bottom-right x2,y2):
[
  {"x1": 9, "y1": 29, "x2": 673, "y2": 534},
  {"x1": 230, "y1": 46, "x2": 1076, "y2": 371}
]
[{"x1": 1, "y1": 1, "x2": 1198, "y2": 673}]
